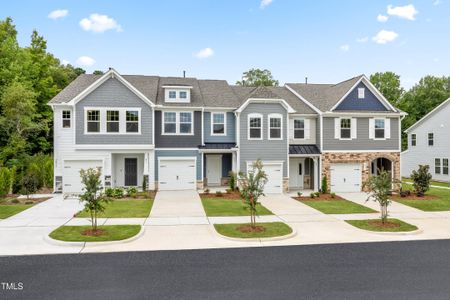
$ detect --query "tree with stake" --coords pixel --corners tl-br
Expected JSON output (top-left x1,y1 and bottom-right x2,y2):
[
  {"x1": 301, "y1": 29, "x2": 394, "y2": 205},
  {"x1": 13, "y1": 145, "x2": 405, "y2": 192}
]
[
  {"x1": 79, "y1": 168, "x2": 109, "y2": 233},
  {"x1": 238, "y1": 160, "x2": 267, "y2": 228}
]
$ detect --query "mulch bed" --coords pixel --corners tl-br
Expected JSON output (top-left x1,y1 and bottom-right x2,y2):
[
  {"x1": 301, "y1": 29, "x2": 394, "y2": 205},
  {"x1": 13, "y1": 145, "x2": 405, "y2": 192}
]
[
  {"x1": 237, "y1": 225, "x2": 266, "y2": 233},
  {"x1": 367, "y1": 220, "x2": 400, "y2": 229},
  {"x1": 294, "y1": 193, "x2": 345, "y2": 202},
  {"x1": 0, "y1": 196, "x2": 50, "y2": 205},
  {"x1": 199, "y1": 191, "x2": 242, "y2": 200},
  {"x1": 391, "y1": 194, "x2": 438, "y2": 201},
  {"x1": 82, "y1": 229, "x2": 106, "y2": 237}
]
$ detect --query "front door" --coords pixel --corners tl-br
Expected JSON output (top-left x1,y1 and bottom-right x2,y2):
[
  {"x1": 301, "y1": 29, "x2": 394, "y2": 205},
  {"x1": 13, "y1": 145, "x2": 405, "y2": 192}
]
[
  {"x1": 124, "y1": 158, "x2": 138, "y2": 186},
  {"x1": 206, "y1": 155, "x2": 222, "y2": 186}
]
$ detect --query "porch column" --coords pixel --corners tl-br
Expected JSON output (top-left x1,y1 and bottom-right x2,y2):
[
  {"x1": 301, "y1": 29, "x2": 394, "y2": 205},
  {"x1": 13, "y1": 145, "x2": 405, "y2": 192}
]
[
  {"x1": 232, "y1": 151, "x2": 236, "y2": 172},
  {"x1": 313, "y1": 157, "x2": 319, "y2": 192},
  {"x1": 147, "y1": 151, "x2": 155, "y2": 190}
]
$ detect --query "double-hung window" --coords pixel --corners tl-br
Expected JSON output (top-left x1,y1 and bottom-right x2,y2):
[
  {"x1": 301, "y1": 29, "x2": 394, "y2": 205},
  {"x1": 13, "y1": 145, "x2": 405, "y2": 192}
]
[
  {"x1": 163, "y1": 112, "x2": 177, "y2": 134},
  {"x1": 168, "y1": 91, "x2": 176, "y2": 99},
  {"x1": 248, "y1": 114, "x2": 262, "y2": 140},
  {"x1": 435, "y1": 158, "x2": 441, "y2": 174},
  {"x1": 179, "y1": 112, "x2": 192, "y2": 134},
  {"x1": 428, "y1": 133, "x2": 434, "y2": 146},
  {"x1": 294, "y1": 119, "x2": 305, "y2": 139},
  {"x1": 126, "y1": 110, "x2": 139, "y2": 133},
  {"x1": 444, "y1": 159, "x2": 449, "y2": 175},
  {"x1": 179, "y1": 91, "x2": 187, "y2": 99},
  {"x1": 62, "y1": 110, "x2": 71, "y2": 128},
  {"x1": 107, "y1": 110, "x2": 120, "y2": 133},
  {"x1": 374, "y1": 119, "x2": 385, "y2": 139},
  {"x1": 269, "y1": 114, "x2": 282, "y2": 140},
  {"x1": 340, "y1": 118, "x2": 351, "y2": 139},
  {"x1": 87, "y1": 110, "x2": 100, "y2": 132},
  {"x1": 411, "y1": 134, "x2": 416, "y2": 146},
  {"x1": 163, "y1": 112, "x2": 193, "y2": 134},
  {"x1": 211, "y1": 113, "x2": 226, "y2": 135}
]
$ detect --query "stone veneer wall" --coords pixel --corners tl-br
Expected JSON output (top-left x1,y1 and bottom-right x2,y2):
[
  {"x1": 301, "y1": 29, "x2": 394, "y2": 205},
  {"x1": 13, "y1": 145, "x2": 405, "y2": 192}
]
[
  {"x1": 283, "y1": 177, "x2": 289, "y2": 193},
  {"x1": 321, "y1": 152, "x2": 401, "y2": 192}
]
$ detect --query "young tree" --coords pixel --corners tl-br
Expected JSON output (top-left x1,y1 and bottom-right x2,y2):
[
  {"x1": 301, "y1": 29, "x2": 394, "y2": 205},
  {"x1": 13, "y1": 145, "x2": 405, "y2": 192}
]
[
  {"x1": 321, "y1": 176, "x2": 328, "y2": 193},
  {"x1": 238, "y1": 160, "x2": 268, "y2": 228},
  {"x1": 79, "y1": 168, "x2": 108, "y2": 232},
  {"x1": 410, "y1": 165, "x2": 432, "y2": 197},
  {"x1": 236, "y1": 68, "x2": 279, "y2": 87},
  {"x1": 21, "y1": 171, "x2": 39, "y2": 199},
  {"x1": 363, "y1": 170, "x2": 397, "y2": 223}
]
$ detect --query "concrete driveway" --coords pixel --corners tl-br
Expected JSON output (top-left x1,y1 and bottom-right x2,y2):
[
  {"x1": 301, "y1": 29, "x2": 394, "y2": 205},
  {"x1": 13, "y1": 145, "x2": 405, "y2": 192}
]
[{"x1": 150, "y1": 190, "x2": 206, "y2": 218}]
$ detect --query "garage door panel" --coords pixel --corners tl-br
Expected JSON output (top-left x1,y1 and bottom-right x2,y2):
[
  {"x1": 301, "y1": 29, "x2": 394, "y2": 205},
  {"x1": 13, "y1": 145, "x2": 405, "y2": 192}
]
[
  {"x1": 248, "y1": 162, "x2": 283, "y2": 194},
  {"x1": 159, "y1": 159, "x2": 196, "y2": 191},
  {"x1": 330, "y1": 163, "x2": 361, "y2": 193},
  {"x1": 63, "y1": 160, "x2": 103, "y2": 194}
]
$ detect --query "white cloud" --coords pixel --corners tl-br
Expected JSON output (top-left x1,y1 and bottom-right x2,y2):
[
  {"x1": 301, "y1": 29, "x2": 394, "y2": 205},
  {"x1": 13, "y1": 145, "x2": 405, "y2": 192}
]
[
  {"x1": 79, "y1": 14, "x2": 122, "y2": 33},
  {"x1": 48, "y1": 9, "x2": 68, "y2": 20},
  {"x1": 377, "y1": 14, "x2": 389, "y2": 22},
  {"x1": 387, "y1": 4, "x2": 418, "y2": 20},
  {"x1": 433, "y1": 0, "x2": 442, "y2": 6},
  {"x1": 356, "y1": 37, "x2": 369, "y2": 43},
  {"x1": 372, "y1": 30, "x2": 399, "y2": 44},
  {"x1": 260, "y1": 0, "x2": 273, "y2": 9},
  {"x1": 76, "y1": 56, "x2": 96, "y2": 66},
  {"x1": 340, "y1": 44, "x2": 350, "y2": 52},
  {"x1": 195, "y1": 47, "x2": 214, "y2": 59}
]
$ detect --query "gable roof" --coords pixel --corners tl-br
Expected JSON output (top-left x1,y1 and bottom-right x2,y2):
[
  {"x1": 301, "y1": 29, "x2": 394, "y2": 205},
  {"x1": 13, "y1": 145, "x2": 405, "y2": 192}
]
[{"x1": 405, "y1": 97, "x2": 450, "y2": 133}]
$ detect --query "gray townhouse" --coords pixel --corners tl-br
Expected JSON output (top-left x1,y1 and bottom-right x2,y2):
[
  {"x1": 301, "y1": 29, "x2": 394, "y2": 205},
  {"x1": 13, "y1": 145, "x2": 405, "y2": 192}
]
[{"x1": 49, "y1": 68, "x2": 405, "y2": 195}]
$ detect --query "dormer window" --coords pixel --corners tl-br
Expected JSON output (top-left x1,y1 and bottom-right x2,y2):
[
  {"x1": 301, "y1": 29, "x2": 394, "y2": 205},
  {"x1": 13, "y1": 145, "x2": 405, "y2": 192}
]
[
  {"x1": 358, "y1": 88, "x2": 365, "y2": 99},
  {"x1": 163, "y1": 86, "x2": 192, "y2": 103}
]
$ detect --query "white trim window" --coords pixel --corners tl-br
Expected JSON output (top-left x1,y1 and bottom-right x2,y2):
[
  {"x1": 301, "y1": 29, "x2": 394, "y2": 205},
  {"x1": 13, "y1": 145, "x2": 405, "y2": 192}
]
[
  {"x1": 374, "y1": 119, "x2": 385, "y2": 139},
  {"x1": 164, "y1": 89, "x2": 191, "y2": 103},
  {"x1": 268, "y1": 113, "x2": 282, "y2": 140},
  {"x1": 211, "y1": 112, "x2": 226, "y2": 136},
  {"x1": 248, "y1": 113, "x2": 262, "y2": 140},
  {"x1": 62, "y1": 110, "x2": 71, "y2": 128},
  {"x1": 428, "y1": 133, "x2": 434, "y2": 146},
  {"x1": 444, "y1": 158, "x2": 449, "y2": 175},
  {"x1": 340, "y1": 118, "x2": 351, "y2": 139},
  {"x1": 126, "y1": 110, "x2": 139, "y2": 133},
  {"x1": 435, "y1": 158, "x2": 441, "y2": 174},
  {"x1": 179, "y1": 91, "x2": 187, "y2": 99},
  {"x1": 106, "y1": 110, "x2": 120, "y2": 133},
  {"x1": 162, "y1": 111, "x2": 193, "y2": 135},
  {"x1": 294, "y1": 119, "x2": 305, "y2": 139},
  {"x1": 411, "y1": 134, "x2": 416, "y2": 146},
  {"x1": 87, "y1": 110, "x2": 100, "y2": 133},
  {"x1": 358, "y1": 88, "x2": 365, "y2": 99},
  {"x1": 168, "y1": 91, "x2": 176, "y2": 99}
]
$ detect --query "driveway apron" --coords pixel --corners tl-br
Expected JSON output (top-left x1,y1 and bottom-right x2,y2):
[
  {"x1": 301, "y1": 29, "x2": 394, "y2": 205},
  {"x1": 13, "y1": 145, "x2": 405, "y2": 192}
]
[{"x1": 150, "y1": 190, "x2": 206, "y2": 218}]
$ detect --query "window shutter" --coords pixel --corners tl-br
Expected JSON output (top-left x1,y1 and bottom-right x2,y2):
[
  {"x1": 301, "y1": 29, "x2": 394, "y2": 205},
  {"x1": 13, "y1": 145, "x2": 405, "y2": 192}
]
[
  {"x1": 369, "y1": 118, "x2": 375, "y2": 139},
  {"x1": 289, "y1": 118, "x2": 294, "y2": 139},
  {"x1": 351, "y1": 118, "x2": 357, "y2": 139},
  {"x1": 385, "y1": 118, "x2": 391, "y2": 139},
  {"x1": 305, "y1": 119, "x2": 310, "y2": 139},
  {"x1": 334, "y1": 118, "x2": 340, "y2": 139}
]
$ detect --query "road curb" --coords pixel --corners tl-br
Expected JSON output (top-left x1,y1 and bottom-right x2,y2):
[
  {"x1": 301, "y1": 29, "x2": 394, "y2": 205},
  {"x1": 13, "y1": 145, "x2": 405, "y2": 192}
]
[
  {"x1": 213, "y1": 224, "x2": 297, "y2": 242},
  {"x1": 352, "y1": 227, "x2": 423, "y2": 236},
  {"x1": 44, "y1": 226, "x2": 145, "y2": 247}
]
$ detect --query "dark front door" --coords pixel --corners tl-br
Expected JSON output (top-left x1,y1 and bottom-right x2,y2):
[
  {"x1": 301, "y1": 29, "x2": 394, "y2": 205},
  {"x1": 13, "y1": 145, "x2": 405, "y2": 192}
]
[{"x1": 124, "y1": 158, "x2": 138, "y2": 186}]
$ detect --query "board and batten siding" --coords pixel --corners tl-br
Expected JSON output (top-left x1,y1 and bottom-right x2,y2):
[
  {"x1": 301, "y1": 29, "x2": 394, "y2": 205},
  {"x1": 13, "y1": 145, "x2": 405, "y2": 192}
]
[
  {"x1": 401, "y1": 101, "x2": 450, "y2": 182},
  {"x1": 239, "y1": 103, "x2": 288, "y2": 176},
  {"x1": 75, "y1": 77, "x2": 153, "y2": 145},
  {"x1": 288, "y1": 117, "x2": 317, "y2": 145},
  {"x1": 203, "y1": 112, "x2": 236, "y2": 143},
  {"x1": 154, "y1": 111, "x2": 202, "y2": 147},
  {"x1": 154, "y1": 149, "x2": 202, "y2": 180},
  {"x1": 322, "y1": 117, "x2": 400, "y2": 151}
]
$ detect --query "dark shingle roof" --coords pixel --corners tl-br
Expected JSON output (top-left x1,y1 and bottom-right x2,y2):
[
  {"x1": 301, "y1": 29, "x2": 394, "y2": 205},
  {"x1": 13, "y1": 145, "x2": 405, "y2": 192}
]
[
  {"x1": 156, "y1": 77, "x2": 204, "y2": 106},
  {"x1": 50, "y1": 74, "x2": 101, "y2": 104},
  {"x1": 198, "y1": 80, "x2": 241, "y2": 108},
  {"x1": 289, "y1": 144, "x2": 321, "y2": 155}
]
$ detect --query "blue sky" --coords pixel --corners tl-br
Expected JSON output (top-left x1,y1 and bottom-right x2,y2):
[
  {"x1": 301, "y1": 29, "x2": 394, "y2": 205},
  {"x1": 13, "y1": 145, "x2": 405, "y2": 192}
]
[{"x1": 2, "y1": 0, "x2": 449, "y2": 88}]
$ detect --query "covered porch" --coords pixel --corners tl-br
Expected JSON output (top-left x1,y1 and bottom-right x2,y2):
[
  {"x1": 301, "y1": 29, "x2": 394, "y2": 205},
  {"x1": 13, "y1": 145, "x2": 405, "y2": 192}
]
[
  {"x1": 107, "y1": 151, "x2": 154, "y2": 189},
  {"x1": 289, "y1": 145, "x2": 321, "y2": 193},
  {"x1": 199, "y1": 143, "x2": 238, "y2": 190}
]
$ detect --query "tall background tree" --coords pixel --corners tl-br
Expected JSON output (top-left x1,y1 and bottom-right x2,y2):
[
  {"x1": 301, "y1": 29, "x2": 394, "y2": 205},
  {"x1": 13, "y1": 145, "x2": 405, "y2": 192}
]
[
  {"x1": 370, "y1": 72, "x2": 404, "y2": 106},
  {"x1": 236, "y1": 68, "x2": 279, "y2": 86}
]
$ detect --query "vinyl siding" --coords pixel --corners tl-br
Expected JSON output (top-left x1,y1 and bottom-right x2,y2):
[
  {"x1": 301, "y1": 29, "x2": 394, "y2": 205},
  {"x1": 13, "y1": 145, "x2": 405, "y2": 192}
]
[
  {"x1": 154, "y1": 111, "x2": 202, "y2": 147},
  {"x1": 401, "y1": 102, "x2": 450, "y2": 181},
  {"x1": 335, "y1": 82, "x2": 389, "y2": 111},
  {"x1": 155, "y1": 149, "x2": 202, "y2": 180},
  {"x1": 239, "y1": 103, "x2": 288, "y2": 176},
  {"x1": 53, "y1": 106, "x2": 75, "y2": 176},
  {"x1": 204, "y1": 112, "x2": 236, "y2": 143},
  {"x1": 323, "y1": 117, "x2": 400, "y2": 151},
  {"x1": 75, "y1": 77, "x2": 153, "y2": 144}
]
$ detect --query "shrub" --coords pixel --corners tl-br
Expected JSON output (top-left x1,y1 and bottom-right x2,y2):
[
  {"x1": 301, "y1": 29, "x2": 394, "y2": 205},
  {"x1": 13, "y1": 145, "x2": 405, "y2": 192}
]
[
  {"x1": 105, "y1": 187, "x2": 114, "y2": 198},
  {"x1": 43, "y1": 158, "x2": 53, "y2": 188},
  {"x1": 142, "y1": 175, "x2": 147, "y2": 191},
  {"x1": 226, "y1": 188, "x2": 232, "y2": 194},
  {"x1": 330, "y1": 192, "x2": 336, "y2": 198},
  {"x1": 204, "y1": 188, "x2": 210, "y2": 194},
  {"x1": 112, "y1": 187, "x2": 125, "y2": 198},
  {"x1": 310, "y1": 192, "x2": 315, "y2": 199},
  {"x1": 229, "y1": 171, "x2": 237, "y2": 191},
  {"x1": 297, "y1": 191, "x2": 303, "y2": 197},
  {"x1": 0, "y1": 167, "x2": 11, "y2": 197},
  {"x1": 400, "y1": 185, "x2": 412, "y2": 198},
  {"x1": 27, "y1": 162, "x2": 43, "y2": 190},
  {"x1": 127, "y1": 187, "x2": 138, "y2": 198},
  {"x1": 410, "y1": 165, "x2": 432, "y2": 197},
  {"x1": 215, "y1": 191, "x2": 223, "y2": 197},
  {"x1": 321, "y1": 176, "x2": 328, "y2": 193},
  {"x1": 314, "y1": 192, "x2": 320, "y2": 197},
  {"x1": 25, "y1": 201, "x2": 33, "y2": 205},
  {"x1": 11, "y1": 199, "x2": 20, "y2": 204},
  {"x1": 21, "y1": 171, "x2": 40, "y2": 199}
]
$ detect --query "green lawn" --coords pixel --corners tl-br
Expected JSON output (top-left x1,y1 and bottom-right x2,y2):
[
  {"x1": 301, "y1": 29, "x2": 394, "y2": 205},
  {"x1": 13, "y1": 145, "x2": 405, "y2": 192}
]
[
  {"x1": 346, "y1": 219, "x2": 418, "y2": 232},
  {"x1": 214, "y1": 222, "x2": 292, "y2": 238},
  {"x1": 403, "y1": 178, "x2": 450, "y2": 189},
  {"x1": 396, "y1": 187, "x2": 450, "y2": 211},
  {"x1": 0, "y1": 204, "x2": 33, "y2": 219},
  {"x1": 201, "y1": 198, "x2": 273, "y2": 217},
  {"x1": 76, "y1": 200, "x2": 153, "y2": 218},
  {"x1": 300, "y1": 199, "x2": 376, "y2": 214},
  {"x1": 49, "y1": 225, "x2": 141, "y2": 242}
]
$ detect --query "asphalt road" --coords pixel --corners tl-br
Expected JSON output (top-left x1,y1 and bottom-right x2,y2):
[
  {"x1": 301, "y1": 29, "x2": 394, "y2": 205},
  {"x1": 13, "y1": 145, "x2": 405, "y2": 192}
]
[{"x1": 2, "y1": 240, "x2": 450, "y2": 299}]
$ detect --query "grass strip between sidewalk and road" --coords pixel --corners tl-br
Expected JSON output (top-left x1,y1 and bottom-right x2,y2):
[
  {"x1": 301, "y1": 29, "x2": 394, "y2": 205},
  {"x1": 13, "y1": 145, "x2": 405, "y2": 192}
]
[
  {"x1": 49, "y1": 225, "x2": 141, "y2": 242},
  {"x1": 345, "y1": 219, "x2": 418, "y2": 232},
  {"x1": 214, "y1": 222, "x2": 292, "y2": 238}
]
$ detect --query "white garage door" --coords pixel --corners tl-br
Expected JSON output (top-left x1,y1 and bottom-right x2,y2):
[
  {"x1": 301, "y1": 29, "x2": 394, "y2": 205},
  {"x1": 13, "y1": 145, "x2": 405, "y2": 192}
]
[
  {"x1": 159, "y1": 158, "x2": 196, "y2": 191},
  {"x1": 248, "y1": 162, "x2": 283, "y2": 194},
  {"x1": 330, "y1": 163, "x2": 362, "y2": 193},
  {"x1": 63, "y1": 160, "x2": 103, "y2": 194}
]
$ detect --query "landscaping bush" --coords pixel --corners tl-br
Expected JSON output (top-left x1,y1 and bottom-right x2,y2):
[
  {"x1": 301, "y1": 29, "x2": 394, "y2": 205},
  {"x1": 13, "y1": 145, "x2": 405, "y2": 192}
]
[
  {"x1": 43, "y1": 157, "x2": 53, "y2": 188},
  {"x1": 21, "y1": 171, "x2": 40, "y2": 199},
  {"x1": 321, "y1": 176, "x2": 328, "y2": 193},
  {"x1": 112, "y1": 187, "x2": 125, "y2": 198},
  {"x1": 0, "y1": 167, "x2": 12, "y2": 197},
  {"x1": 127, "y1": 187, "x2": 138, "y2": 198},
  {"x1": 215, "y1": 191, "x2": 223, "y2": 197},
  {"x1": 314, "y1": 192, "x2": 320, "y2": 197},
  {"x1": 297, "y1": 191, "x2": 303, "y2": 197},
  {"x1": 310, "y1": 192, "x2": 315, "y2": 199},
  {"x1": 204, "y1": 188, "x2": 210, "y2": 194},
  {"x1": 226, "y1": 188, "x2": 233, "y2": 194},
  {"x1": 229, "y1": 171, "x2": 237, "y2": 191},
  {"x1": 11, "y1": 199, "x2": 19, "y2": 204},
  {"x1": 105, "y1": 187, "x2": 114, "y2": 198},
  {"x1": 410, "y1": 165, "x2": 432, "y2": 197},
  {"x1": 330, "y1": 192, "x2": 336, "y2": 198},
  {"x1": 142, "y1": 175, "x2": 147, "y2": 191},
  {"x1": 400, "y1": 185, "x2": 412, "y2": 197}
]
